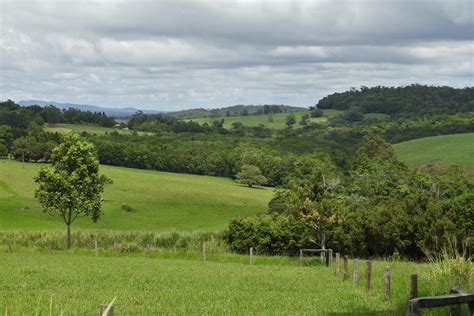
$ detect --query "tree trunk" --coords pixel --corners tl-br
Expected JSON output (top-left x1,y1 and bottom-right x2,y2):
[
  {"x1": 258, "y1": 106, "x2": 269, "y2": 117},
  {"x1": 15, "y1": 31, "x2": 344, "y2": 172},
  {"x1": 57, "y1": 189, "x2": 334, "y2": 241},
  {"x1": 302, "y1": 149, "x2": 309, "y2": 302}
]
[{"x1": 66, "y1": 223, "x2": 71, "y2": 249}]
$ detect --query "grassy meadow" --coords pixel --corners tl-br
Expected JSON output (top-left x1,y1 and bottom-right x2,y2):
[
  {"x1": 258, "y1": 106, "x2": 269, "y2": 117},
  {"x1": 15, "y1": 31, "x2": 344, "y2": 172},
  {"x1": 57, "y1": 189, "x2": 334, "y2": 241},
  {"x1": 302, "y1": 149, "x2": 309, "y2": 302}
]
[
  {"x1": 187, "y1": 110, "x2": 342, "y2": 129},
  {"x1": 0, "y1": 160, "x2": 273, "y2": 232},
  {"x1": 0, "y1": 248, "x2": 457, "y2": 315},
  {"x1": 395, "y1": 133, "x2": 474, "y2": 180},
  {"x1": 43, "y1": 123, "x2": 149, "y2": 136}
]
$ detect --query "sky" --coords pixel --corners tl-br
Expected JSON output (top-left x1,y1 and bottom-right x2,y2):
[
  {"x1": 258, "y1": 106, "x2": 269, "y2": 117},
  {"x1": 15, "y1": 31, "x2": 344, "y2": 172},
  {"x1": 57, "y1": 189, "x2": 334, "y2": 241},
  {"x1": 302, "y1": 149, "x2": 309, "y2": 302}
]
[{"x1": 0, "y1": 0, "x2": 473, "y2": 111}]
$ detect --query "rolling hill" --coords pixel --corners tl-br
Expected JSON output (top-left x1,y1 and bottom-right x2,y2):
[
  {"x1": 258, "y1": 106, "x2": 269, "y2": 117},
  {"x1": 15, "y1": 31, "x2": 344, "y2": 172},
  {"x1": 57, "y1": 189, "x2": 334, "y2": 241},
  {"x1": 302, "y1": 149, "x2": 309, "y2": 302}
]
[
  {"x1": 394, "y1": 133, "x2": 474, "y2": 179},
  {"x1": 0, "y1": 160, "x2": 273, "y2": 232}
]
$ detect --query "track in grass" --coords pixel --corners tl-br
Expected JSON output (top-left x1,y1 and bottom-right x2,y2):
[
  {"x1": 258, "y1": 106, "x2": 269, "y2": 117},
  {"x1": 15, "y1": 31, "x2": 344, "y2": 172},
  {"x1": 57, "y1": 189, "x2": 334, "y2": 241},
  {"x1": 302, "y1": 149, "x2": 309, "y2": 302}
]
[{"x1": 0, "y1": 160, "x2": 273, "y2": 232}]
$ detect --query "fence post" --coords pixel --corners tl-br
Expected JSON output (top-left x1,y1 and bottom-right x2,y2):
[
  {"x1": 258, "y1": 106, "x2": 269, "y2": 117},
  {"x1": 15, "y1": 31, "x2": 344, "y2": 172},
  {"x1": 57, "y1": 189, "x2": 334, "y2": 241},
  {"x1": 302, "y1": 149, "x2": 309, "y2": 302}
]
[
  {"x1": 48, "y1": 240, "x2": 52, "y2": 255},
  {"x1": 335, "y1": 253, "x2": 340, "y2": 276},
  {"x1": 343, "y1": 255, "x2": 349, "y2": 281},
  {"x1": 299, "y1": 249, "x2": 304, "y2": 266},
  {"x1": 94, "y1": 239, "x2": 99, "y2": 257},
  {"x1": 329, "y1": 249, "x2": 333, "y2": 266},
  {"x1": 249, "y1": 247, "x2": 253, "y2": 265},
  {"x1": 410, "y1": 274, "x2": 418, "y2": 299},
  {"x1": 202, "y1": 243, "x2": 207, "y2": 262},
  {"x1": 366, "y1": 261, "x2": 372, "y2": 291},
  {"x1": 384, "y1": 266, "x2": 391, "y2": 300},
  {"x1": 325, "y1": 250, "x2": 330, "y2": 267},
  {"x1": 100, "y1": 304, "x2": 114, "y2": 316},
  {"x1": 353, "y1": 258, "x2": 358, "y2": 287}
]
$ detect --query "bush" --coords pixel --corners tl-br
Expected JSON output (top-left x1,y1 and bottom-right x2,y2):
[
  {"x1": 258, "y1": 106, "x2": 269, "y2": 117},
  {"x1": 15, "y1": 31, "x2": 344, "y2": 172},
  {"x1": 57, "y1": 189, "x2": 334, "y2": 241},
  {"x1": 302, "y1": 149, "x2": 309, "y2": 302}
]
[
  {"x1": 310, "y1": 108, "x2": 324, "y2": 118},
  {"x1": 121, "y1": 203, "x2": 133, "y2": 212},
  {"x1": 224, "y1": 214, "x2": 312, "y2": 255}
]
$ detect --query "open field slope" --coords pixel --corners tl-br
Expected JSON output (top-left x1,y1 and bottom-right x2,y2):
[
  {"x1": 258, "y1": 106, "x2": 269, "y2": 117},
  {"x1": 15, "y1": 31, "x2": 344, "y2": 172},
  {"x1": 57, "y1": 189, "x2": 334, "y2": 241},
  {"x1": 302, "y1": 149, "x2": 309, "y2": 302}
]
[
  {"x1": 0, "y1": 160, "x2": 273, "y2": 231},
  {"x1": 394, "y1": 133, "x2": 474, "y2": 179},
  {"x1": 43, "y1": 123, "x2": 149, "y2": 136},
  {"x1": 0, "y1": 250, "x2": 448, "y2": 315},
  {"x1": 188, "y1": 110, "x2": 342, "y2": 129}
]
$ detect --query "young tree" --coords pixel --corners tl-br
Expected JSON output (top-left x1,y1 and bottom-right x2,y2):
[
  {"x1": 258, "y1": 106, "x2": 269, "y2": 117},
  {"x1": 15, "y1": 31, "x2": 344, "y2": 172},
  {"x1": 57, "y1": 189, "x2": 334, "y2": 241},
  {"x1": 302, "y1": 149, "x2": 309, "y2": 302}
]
[
  {"x1": 236, "y1": 164, "x2": 266, "y2": 188},
  {"x1": 286, "y1": 114, "x2": 296, "y2": 127},
  {"x1": 35, "y1": 134, "x2": 111, "y2": 248}
]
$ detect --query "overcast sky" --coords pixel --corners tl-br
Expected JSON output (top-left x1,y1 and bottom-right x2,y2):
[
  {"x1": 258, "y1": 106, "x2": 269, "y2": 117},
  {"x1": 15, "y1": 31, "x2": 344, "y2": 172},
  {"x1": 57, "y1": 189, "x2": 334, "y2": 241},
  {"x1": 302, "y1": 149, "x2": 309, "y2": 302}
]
[{"x1": 0, "y1": 0, "x2": 473, "y2": 110}]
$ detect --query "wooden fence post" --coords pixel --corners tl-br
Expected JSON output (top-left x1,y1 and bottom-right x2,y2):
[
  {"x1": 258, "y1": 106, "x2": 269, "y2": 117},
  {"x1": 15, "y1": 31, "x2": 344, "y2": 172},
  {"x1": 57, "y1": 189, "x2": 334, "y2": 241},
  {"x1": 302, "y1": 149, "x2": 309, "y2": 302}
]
[
  {"x1": 100, "y1": 304, "x2": 114, "y2": 316},
  {"x1": 7, "y1": 240, "x2": 12, "y2": 253},
  {"x1": 353, "y1": 258, "x2": 358, "y2": 287},
  {"x1": 384, "y1": 266, "x2": 391, "y2": 300},
  {"x1": 343, "y1": 255, "x2": 349, "y2": 281},
  {"x1": 366, "y1": 261, "x2": 372, "y2": 291},
  {"x1": 299, "y1": 249, "x2": 304, "y2": 266},
  {"x1": 410, "y1": 274, "x2": 418, "y2": 299},
  {"x1": 202, "y1": 243, "x2": 207, "y2": 262},
  {"x1": 335, "y1": 253, "x2": 340, "y2": 276},
  {"x1": 329, "y1": 249, "x2": 333, "y2": 266},
  {"x1": 48, "y1": 240, "x2": 52, "y2": 255},
  {"x1": 325, "y1": 250, "x2": 330, "y2": 267},
  {"x1": 94, "y1": 239, "x2": 99, "y2": 257},
  {"x1": 249, "y1": 247, "x2": 253, "y2": 265}
]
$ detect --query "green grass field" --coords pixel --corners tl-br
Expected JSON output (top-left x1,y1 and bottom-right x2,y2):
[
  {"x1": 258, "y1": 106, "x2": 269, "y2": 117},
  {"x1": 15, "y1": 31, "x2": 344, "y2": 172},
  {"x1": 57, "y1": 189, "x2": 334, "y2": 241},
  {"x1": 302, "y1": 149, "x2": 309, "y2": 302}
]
[
  {"x1": 188, "y1": 110, "x2": 342, "y2": 129},
  {"x1": 0, "y1": 249, "x2": 452, "y2": 315},
  {"x1": 394, "y1": 133, "x2": 474, "y2": 179},
  {"x1": 0, "y1": 160, "x2": 273, "y2": 232},
  {"x1": 43, "y1": 123, "x2": 148, "y2": 136}
]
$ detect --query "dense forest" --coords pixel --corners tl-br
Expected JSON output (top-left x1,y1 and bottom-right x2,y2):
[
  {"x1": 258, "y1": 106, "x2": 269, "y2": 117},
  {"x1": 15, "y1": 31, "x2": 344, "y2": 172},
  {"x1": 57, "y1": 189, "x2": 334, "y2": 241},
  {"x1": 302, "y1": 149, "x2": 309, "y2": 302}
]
[
  {"x1": 1, "y1": 85, "x2": 472, "y2": 259},
  {"x1": 317, "y1": 84, "x2": 474, "y2": 117}
]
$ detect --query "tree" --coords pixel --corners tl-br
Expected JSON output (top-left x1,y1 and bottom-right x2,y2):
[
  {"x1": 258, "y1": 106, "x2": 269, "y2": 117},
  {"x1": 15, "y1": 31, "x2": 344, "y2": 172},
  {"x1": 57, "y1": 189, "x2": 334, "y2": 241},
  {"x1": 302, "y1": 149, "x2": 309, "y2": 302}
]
[
  {"x1": 35, "y1": 134, "x2": 111, "y2": 248},
  {"x1": 42, "y1": 105, "x2": 62, "y2": 126},
  {"x1": 310, "y1": 108, "x2": 324, "y2": 118},
  {"x1": 236, "y1": 164, "x2": 266, "y2": 188},
  {"x1": 286, "y1": 114, "x2": 296, "y2": 127},
  {"x1": 300, "y1": 114, "x2": 309, "y2": 125}
]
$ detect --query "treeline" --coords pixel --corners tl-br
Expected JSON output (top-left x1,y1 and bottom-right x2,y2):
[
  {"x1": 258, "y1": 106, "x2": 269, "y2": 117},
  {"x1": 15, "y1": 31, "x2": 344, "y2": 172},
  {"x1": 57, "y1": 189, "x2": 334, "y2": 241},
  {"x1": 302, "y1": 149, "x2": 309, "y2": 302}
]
[
  {"x1": 317, "y1": 84, "x2": 474, "y2": 117},
  {"x1": 0, "y1": 100, "x2": 116, "y2": 130},
  {"x1": 166, "y1": 104, "x2": 306, "y2": 119},
  {"x1": 226, "y1": 128, "x2": 473, "y2": 259}
]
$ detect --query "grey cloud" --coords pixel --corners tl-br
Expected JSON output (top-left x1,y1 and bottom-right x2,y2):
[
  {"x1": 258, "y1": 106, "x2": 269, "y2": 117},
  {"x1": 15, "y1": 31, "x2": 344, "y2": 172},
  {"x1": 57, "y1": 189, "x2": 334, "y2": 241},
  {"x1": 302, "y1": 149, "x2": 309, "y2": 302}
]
[{"x1": 0, "y1": 0, "x2": 473, "y2": 110}]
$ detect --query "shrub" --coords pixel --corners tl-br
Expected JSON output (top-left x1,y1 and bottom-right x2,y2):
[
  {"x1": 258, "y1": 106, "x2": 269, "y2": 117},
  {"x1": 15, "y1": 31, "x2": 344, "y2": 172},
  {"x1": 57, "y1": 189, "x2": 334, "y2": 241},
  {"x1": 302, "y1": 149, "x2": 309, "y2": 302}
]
[{"x1": 121, "y1": 203, "x2": 133, "y2": 212}]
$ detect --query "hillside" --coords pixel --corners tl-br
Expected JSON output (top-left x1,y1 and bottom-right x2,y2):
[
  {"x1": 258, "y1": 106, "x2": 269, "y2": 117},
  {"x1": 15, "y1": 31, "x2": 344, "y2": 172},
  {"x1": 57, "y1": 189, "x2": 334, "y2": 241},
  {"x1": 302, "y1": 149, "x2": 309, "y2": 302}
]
[
  {"x1": 189, "y1": 110, "x2": 342, "y2": 129},
  {"x1": 0, "y1": 160, "x2": 273, "y2": 231},
  {"x1": 394, "y1": 133, "x2": 474, "y2": 178},
  {"x1": 317, "y1": 85, "x2": 474, "y2": 117},
  {"x1": 167, "y1": 104, "x2": 306, "y2": 119},
  {"x1": 18, "y1": 100, "x2": 162, "y2": 118}
]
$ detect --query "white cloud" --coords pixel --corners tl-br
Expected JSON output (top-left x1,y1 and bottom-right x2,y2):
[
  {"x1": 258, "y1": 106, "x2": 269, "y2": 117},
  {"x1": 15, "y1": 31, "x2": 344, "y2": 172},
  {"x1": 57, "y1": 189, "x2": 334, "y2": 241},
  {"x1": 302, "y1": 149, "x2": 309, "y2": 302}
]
[{"x1": 0, "y1": 0, "x2": 473, "y2": 110}]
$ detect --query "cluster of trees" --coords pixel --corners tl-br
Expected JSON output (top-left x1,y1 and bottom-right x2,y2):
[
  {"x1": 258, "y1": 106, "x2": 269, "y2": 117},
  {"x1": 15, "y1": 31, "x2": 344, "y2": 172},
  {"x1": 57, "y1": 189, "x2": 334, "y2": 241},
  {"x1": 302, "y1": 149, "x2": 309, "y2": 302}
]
[
  {"x1": 226, "y1": 128, "x2": 473, "y2": 259},
  {"x1": 317, "y1": 84, "x2": 474, "y2": 117},
  {"x1": 0, "y1": 100, "x2": 116, "y2": 131},
  {"x1": 166, "y1": 104, "x2": 305, "y2": 119}
]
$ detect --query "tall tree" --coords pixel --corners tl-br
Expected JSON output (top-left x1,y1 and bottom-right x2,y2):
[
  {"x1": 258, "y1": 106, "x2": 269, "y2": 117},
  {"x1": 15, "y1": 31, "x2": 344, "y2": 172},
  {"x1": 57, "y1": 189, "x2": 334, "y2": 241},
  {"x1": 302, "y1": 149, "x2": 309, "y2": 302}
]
[
  {"x1": 35, "y1": 134, "x2": 111, "y2": 248},
  {"x1": 236, "y1": 165, "x2": 266, "y2": 188}
]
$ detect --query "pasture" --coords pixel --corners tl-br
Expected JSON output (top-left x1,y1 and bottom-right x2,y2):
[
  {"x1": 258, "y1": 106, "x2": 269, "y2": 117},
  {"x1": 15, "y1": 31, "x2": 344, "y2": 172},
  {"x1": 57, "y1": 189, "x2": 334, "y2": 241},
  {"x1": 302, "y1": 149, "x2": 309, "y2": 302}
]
[
  {"x1": 394, "y1": 133, "x2": 474, "y2": 179},
  {"x1": 0, "y1": 249, "x2": 452, "y2": 315},
  {"x1": 43, "y1": 123, "x2": 148, "y2": 136},
  {"x1": 0, "y1": 160, "x2": 273, "y2": 232},
  {"x1": 187, "y1": 110, "x2": 342, "y2": 129}
]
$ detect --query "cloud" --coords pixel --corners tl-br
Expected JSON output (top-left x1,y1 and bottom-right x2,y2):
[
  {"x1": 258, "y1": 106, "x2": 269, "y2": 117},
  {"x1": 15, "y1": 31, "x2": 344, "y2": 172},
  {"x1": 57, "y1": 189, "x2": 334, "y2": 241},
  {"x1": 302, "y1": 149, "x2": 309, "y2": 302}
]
[{"x1": 0, "y1": 0, "x2": 473, "y2": 110}]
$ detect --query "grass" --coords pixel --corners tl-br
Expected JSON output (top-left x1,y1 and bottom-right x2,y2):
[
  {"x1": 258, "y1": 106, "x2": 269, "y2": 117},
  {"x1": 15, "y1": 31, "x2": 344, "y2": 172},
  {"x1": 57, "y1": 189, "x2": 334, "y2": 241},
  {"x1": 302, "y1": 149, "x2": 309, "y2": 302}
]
[
  {"x1": 394, "y1": 133, "x2": 474, "y2": 180},
  {"x1": 43, "y1": 123, "x2": 148, "y2": 136},
  {"x1": 0, "y1": 248, "x2": 455, "y2": 315},
  {"x1": 0, "y1": 160, "x2": 273, "y2": 232},
  {"x1": 188, "y1": 110, "x2": 342, "y2": 129}
]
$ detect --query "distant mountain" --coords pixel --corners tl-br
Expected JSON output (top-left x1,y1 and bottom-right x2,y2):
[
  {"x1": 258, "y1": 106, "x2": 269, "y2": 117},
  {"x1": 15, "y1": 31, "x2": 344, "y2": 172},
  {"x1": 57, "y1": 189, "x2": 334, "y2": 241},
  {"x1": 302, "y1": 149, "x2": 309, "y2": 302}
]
[
  {"x1": 18, "y1": 100, "x2": 163, "y2": 118},
  {"x1": 166, "y1": 104, "x2": 307, "y2": 119}
]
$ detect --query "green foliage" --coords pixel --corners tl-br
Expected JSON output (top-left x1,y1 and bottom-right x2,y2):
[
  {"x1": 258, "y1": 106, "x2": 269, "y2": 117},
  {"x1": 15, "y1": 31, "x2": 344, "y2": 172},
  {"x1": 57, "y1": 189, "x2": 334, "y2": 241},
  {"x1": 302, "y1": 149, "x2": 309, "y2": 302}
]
[
  {"x1": 225, "y1": 214, "x2": 311, "y2": 255},
  {"x1": 236, "y1": 165, "x2": 266, "y2": 187},
  {"x1": 285, "y1": 114, "x2": 296, "y2": 127},
  {"x1": 35, "y1": 134, "x2": 111, "y2": 247},
  {"x1": 120, "y1": 203, "x2": 133, "y2": 212}
]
